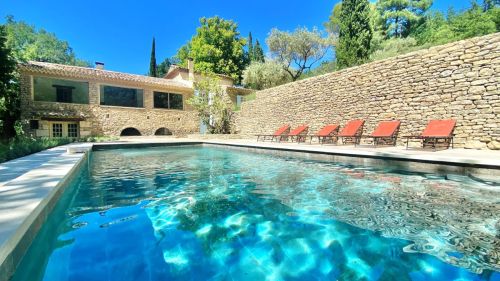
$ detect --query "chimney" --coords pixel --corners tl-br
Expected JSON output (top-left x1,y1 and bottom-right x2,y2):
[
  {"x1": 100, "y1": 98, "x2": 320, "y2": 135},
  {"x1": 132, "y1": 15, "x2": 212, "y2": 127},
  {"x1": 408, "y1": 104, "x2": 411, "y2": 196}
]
[
  {"x1": 187, "y1": 58, "x2": 194, "y2": 81},
  {"x1": 95, "y1": 62, "x2": 104, "y2": 70}
]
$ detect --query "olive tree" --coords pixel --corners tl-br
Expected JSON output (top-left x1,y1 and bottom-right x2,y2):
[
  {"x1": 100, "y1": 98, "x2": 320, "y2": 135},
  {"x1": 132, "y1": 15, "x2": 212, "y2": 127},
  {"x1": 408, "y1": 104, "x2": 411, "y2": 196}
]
[
  {"x1": 242, "y1": 60, "x2": 291, "y2": 90},
  {"x1": 266, "y1": 27, "x2": 333, "y2": 81},
  {"x1": 187, "y1": 76, "x2": 233, "y2": 134}
]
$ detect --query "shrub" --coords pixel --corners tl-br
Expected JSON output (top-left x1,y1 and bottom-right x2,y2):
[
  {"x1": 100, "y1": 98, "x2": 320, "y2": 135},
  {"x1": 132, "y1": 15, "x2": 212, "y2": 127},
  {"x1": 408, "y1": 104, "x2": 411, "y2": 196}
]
[
  {"x1": 242, "y1": 61, "x2": 291, "y2": 90},
  {"x1": 0, "y1": 136, "x2": 71, "y2": 163}
]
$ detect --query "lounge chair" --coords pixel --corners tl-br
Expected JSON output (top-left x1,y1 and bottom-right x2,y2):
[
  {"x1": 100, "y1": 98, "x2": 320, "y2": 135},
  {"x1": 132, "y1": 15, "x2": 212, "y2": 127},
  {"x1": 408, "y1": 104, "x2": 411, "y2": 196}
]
[
  {"x1": 404, "y1": 119, "x2": 456, "y2": 150},
  {"x1": 256, "y1": 125, "x2": 290, "y2": 142},
  {"x1": 309, "y1": 124, "x2": 339, "y2": 144},
  {"x1": 283, "y1": 125, "x2": 309, "y2": 143},
  {"x1": 339, "y1": 119, "x2": 365, "y2": 145},
  {"x1": 357, "y1": 120, "x2": 401, "y2": 146}
]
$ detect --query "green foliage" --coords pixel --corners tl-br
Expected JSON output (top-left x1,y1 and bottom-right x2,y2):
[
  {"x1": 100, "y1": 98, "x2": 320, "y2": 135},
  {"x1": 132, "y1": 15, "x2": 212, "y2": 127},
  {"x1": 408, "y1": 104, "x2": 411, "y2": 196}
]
[
  {"x1": 175, "y1": 16, "x2": 248, "y2": 83},
  {"x1": 242, "y1": 60, "x2": 291, "y2": 90},
  {"x1": 0, "y1": 24, "x2": 19, "y2": 140},
  {"x1": 300, "y1": 61, "x2": 337, "y2": 79},
  {"x1": 413, "y1": 5, "x2": 498, "y2": 46},
  {"x1": 325, "y1": 2, "x2": 343, "y2": 35},
  {"x1": 0, "y1": 136, "x2": 70, "y2": 163},
  {"x1": 376, "y1": 0, "x2": 433, "y2": 38},
  {"x1": 149, "y1": 37, "x2": 157, "y2": 77},
  {"x1": 247, "y1": 32, "x2": 265, "y2": 63},
  {"x1": 267, "y1": 27, "x2": 333, "y2": 81},
  {"x1": 370, "y1": 36, "x2": 419, "y2": 60},
  {"x1": 187, "y1": 76, "x2": 233, "y2": 134},
  {"x1": 337, "y1": 0, "x2": 373, "y2": 69},
  {"x1": 156, "y1": 57, "x2": 179, "y2": 78},
  {"x1": 248, "y1": 32, "x2": 254, "y2": 61},
  {"x1": 253, "y1": 40, "x2": 265, "y2": 62},
  {"x1": 4, "y1": 16, "x2": 89, "y2": 66}
]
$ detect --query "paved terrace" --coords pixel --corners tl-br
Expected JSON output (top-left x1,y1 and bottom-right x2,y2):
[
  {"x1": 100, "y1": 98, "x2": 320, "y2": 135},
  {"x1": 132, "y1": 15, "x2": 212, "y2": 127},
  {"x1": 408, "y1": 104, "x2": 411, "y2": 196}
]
[{"x1": 1, "y1": 137, "x2": 500, "y2": 280}]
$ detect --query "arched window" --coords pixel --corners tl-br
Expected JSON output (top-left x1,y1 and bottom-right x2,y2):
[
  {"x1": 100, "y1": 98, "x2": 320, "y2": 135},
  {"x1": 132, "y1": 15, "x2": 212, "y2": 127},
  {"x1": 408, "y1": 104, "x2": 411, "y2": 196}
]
[
  {"x1": 154, "y1": 128, "x2": 173, "y2": 136},
  {"x1": 120, "y1": 127, "x2": 141, "y2": 136}
]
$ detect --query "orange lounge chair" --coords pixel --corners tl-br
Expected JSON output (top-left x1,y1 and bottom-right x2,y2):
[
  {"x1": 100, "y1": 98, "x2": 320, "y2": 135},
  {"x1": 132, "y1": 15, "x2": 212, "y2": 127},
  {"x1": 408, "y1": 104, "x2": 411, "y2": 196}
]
[
  {"x1": 404, "y1": 119, "x2": 456, "y2": 150},
  {"x1": 284, "y1": 125, "x2": 309, "y2": 143},
  {"x1": 339, "y1": 119, "x2": 365, "y2": 145},
  {"x1": 309, "y1": 124, "x2": 340, "y2": 144},
  {"x1": 358, "y1": 120, "x2": 401, "y2": 146},
  {"x1": 256, "y1": 125, "x2": 290, "y2": 142}
]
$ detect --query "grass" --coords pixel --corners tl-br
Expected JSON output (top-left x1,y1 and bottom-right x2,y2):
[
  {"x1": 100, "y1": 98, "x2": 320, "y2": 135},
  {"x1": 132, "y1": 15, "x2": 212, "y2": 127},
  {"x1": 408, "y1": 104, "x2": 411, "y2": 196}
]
[{"x1": 0, "y1": 135, "x2": 118, "y2": 163}]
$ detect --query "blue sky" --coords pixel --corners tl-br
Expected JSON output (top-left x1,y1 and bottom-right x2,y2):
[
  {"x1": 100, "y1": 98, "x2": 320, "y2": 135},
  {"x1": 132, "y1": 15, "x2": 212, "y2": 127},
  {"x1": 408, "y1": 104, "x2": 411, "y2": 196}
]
[{"x1": 1, "y1": 0, "x2": 471, "y2": 75}]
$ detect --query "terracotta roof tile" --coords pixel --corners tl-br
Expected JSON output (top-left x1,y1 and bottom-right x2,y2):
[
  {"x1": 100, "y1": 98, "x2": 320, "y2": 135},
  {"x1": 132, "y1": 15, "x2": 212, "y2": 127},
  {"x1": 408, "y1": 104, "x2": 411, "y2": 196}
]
[{"x1": 19, "y1": 61, "x2": 192, "y2": 90}]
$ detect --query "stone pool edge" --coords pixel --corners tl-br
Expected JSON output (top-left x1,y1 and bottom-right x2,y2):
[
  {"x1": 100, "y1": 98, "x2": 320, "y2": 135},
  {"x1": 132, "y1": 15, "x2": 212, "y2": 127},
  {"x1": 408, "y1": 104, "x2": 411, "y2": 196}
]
[{"x1": 0, "y1": 148, "x2": 89, "y2": 281}]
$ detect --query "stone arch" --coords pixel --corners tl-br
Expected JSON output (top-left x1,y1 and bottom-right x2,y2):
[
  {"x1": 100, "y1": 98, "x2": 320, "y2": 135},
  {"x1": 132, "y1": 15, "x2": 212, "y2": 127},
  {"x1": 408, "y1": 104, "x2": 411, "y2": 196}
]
[
  {"x1": 154, "y1": 127, "x2": 173, "y2": 136},
  {"x1": 120, "y1": 127, "x2": 142, "y2": 136}
]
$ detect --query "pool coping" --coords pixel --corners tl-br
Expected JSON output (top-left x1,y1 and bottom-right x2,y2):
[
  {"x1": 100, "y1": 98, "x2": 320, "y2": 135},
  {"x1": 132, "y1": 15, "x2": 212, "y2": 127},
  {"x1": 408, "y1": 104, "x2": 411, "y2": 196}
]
[{"x1": 1, "y1": 140, "x2": 500, "y2": 280}]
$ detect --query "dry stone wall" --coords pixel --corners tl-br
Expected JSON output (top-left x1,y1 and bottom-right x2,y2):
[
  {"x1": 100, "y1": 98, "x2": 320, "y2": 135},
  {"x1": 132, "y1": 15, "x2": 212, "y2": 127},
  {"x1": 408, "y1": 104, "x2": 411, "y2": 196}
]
[{"x1": 236, "y1": 33, "x2": 500, "y2": 149}]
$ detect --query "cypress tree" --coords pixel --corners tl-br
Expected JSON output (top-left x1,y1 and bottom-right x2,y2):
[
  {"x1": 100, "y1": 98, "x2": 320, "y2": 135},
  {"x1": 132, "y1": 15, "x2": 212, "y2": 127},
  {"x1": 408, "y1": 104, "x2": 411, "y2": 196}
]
[
  {"x1": 337, "y1": 0, "x2": 372, "y2": 69},
  {"x1": 0, "y1": 25, "x2": 18, "y2": 139},
  {"x1": 253, "y1": 39, "x2": 265, "y2": 62},
  {"x1": 149, "y1": 37, "x2": 157, "y2": 77},
  {"x1": 248, "y1": 32, "x2": 254, "y2": 61}
]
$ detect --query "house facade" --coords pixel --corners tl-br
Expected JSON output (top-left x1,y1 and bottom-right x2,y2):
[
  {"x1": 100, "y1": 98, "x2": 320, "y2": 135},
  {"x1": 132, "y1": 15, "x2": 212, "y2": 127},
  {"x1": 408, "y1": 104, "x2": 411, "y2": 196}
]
[{"x1": 19, "y1": 60, "x2": 251, "y2": 138}]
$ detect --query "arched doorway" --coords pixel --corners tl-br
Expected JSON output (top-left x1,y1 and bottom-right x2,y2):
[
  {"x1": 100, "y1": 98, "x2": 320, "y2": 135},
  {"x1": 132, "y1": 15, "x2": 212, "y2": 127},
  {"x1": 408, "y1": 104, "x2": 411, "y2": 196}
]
[
  {"x1": 154, "y1": 128, "x2": 173, "y2": 136},
  {"x1": 120, "y1": 127, "x2": 141, "y2": 136}
]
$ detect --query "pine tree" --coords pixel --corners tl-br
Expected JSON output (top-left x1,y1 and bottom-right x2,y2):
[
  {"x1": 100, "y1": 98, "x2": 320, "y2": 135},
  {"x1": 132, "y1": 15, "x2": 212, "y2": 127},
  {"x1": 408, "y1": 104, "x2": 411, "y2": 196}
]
[
  {"x1": 377, "y1": 0, "x2": 433, "y2": 37},
  {"x1": 0, "y1": 25, "x2": 18, "y2": 139},
  {"x1": 149, "y1": 37, "x2": 157, "y2": 77},
  {"x1": 336, "y1": 0, "x2": 372, "y2": 69},
  {"x1": 248, "y1": 32, "x2": 254, "y2": 61},
  {"x1": 253, "y1": 39, "x2": 265, "y2": 62}
]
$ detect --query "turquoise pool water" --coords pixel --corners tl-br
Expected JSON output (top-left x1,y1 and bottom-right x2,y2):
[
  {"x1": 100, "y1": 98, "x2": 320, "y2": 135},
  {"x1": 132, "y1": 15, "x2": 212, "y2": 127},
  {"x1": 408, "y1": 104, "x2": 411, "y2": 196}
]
[{"x1": 12, "y1": 145, "x2": 500, "y2": 281}]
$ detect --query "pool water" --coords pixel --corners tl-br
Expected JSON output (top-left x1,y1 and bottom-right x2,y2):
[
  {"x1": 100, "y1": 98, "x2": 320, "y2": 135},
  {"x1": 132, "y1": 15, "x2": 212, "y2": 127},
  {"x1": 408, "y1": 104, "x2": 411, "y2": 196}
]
[{"x1": 12, "y1": 146, "x2": 500, "y2": 281}]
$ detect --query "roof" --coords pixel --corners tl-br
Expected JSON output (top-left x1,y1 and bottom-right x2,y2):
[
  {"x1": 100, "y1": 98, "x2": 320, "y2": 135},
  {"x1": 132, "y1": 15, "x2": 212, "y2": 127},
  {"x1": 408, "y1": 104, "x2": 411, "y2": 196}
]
[
  {"x1": 19, "y1": 61, "x2": 192, "y2": 91},
  {"x1": 164, "y1": 64, "x2": 234, "y2": 80}
]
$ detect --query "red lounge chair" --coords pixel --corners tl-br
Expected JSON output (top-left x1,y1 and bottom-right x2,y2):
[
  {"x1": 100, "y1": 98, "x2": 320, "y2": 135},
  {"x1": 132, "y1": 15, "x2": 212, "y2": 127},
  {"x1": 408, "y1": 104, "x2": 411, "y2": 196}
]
[
  {"x1": 358, "y1": 121, "x2": 401, "y2": 146},
  {"x1": 339, "y1": 119, "x2": 365, "y2": 145},
  {"x1": 310, "y1": 124, "x2": 340, "y2": 144},
  {"x1": 404, "y1": 119, "x2": 456, "y2": 150},
  {"x1": 284, "y1": 125, "x2": 309, "y2": 143},
  {"x1": 256, "y1": 125, "x2": 290, "y2": 142}
]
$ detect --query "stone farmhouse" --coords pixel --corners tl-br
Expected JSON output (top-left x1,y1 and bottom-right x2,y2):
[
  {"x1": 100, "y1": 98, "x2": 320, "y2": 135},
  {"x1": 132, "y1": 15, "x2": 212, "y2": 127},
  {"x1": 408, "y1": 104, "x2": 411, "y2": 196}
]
[{"x1": 18, "y1": 59, "x2": 251, "y2": 138}]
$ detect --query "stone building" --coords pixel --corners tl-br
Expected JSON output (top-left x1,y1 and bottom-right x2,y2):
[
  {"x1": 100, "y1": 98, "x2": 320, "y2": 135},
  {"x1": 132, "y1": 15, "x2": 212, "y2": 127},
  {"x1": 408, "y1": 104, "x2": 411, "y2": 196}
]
[{"x1": 19, "y1": 59, "x2": 251, "y2": 138}]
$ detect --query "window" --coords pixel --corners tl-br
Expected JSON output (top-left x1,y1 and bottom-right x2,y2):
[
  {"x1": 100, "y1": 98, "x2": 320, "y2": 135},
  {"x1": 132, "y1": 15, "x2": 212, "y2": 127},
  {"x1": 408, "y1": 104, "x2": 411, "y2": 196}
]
[
  {"x1": 68, "y1": 123, "x2": 78, "y2": 138},
  {"x1": 52, "y1": 123, "x2": 62, "y2": 137},
  {"x1": 153, "y1": 92, "x2": 183, "y2": 110},
  {"x1": 34, "y1": 77, "x2": 89, "y2": 104},
  {"x1": 100, "y1": 85, "x2": 143, "y2": 108},
  {"x1": 54, "y1": 85, "x2": 74, "y2": 103},
  {"x1": 154, "y1": 92, "x2": 169, "y2": 109},
  {"x1": 170, "y1": 93, "x2": 183, "y2": 110}
]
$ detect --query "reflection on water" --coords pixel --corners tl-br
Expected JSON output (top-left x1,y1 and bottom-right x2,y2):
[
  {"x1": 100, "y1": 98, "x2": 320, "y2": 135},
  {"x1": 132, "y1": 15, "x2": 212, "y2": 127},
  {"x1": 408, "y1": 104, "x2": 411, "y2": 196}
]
[{"x1": 12, "y1": 146, "x2": 500, "y2": 281}]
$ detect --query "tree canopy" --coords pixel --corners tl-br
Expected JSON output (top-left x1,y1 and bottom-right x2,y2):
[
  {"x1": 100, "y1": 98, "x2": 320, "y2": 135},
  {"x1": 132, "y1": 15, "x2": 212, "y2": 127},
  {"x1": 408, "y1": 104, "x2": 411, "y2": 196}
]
[
  {"x1": 266, "y1": 27, "x2": 332, "y2": 81},
  {"x1": 337, "y1": 0, "x2": 373, "y2": 69},
  {"x1": 0, "y1": 25, "x2": 19, "y2": 139},
  {"x1": 188, "y1": 75, "x2": 233, "y2": 134},
  {"x1": 376, "y1": 0, "x2": 433, "y2": 38},
  {"x1": 242, "y1": 60, "x2": 291, "y2": 90},
  {"x1": 175, "y1": 16, "x2": 248, "y2": 83},
  {"x1": 4, "y1": 16, "x2": 89, "y2": 66},
  {"x1": 149, "y1": 37, "x2": 157, "y2": 77}
]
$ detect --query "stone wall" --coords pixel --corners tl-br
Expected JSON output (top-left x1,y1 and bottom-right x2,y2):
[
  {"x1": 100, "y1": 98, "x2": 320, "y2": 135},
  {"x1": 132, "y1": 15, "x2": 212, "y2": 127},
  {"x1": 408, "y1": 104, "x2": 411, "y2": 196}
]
[
  {"x1": 20, "y1": 74, "x2": 199, "y2": 137},
  {"x1": 236, "y1": 33, "x2": 500, "y2": 149}
]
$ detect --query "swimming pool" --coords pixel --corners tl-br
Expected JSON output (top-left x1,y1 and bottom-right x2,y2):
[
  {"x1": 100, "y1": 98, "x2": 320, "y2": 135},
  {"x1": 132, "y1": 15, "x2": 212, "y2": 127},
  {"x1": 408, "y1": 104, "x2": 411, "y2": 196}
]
[{"x1": 11, "y1": 145, "x2": 500, "y2": 280}]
